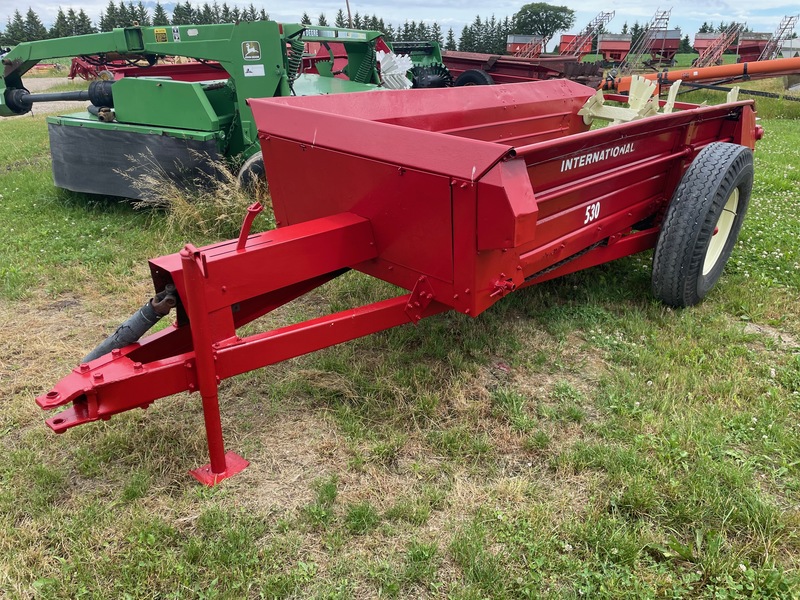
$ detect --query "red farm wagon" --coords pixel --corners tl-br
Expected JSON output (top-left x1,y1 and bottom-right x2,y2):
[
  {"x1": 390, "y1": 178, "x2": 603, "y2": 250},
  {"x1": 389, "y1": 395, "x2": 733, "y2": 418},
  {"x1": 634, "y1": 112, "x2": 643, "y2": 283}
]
[
  {"x1": 598, "y1": 33, "x2": 631, "y2": 65},
  {"x1": 36, "y1": 80, "x2": 762, "y2": 484}
]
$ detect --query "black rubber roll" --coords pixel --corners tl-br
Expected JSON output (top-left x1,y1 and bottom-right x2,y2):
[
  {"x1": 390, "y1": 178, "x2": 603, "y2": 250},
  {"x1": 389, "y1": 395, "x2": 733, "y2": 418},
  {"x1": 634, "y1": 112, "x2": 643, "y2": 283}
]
[{"x1": 48, "y1": 123, "x2": 222, "y2": 199}]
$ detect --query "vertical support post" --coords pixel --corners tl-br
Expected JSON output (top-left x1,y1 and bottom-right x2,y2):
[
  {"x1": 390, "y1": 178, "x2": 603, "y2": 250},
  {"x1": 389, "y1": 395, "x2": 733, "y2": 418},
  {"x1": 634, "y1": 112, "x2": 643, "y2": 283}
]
[{"x1": 180, "y1": 245, "x2": 249, "y2": 485}]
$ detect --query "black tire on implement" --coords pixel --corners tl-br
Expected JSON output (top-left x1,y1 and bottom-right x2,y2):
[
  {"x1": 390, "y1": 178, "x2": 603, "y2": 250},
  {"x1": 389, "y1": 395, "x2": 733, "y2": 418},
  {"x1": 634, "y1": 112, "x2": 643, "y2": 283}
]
[
  {"x1": 651, "y1": 142, "x2": 754, "y2": 307},
  {"x1": 454, "y1": 69, "x2": 494, "y2": 86},
  {"x1": 237, "y1": 151, "x2": 265, "y2": 190}
]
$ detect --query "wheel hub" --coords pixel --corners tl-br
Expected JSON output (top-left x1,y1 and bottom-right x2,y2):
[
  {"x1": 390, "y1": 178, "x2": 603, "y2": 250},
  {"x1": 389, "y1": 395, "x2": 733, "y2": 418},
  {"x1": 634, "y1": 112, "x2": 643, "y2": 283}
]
[{"x1": 703, "y1": 188, "x2": 739, "y2": 276}]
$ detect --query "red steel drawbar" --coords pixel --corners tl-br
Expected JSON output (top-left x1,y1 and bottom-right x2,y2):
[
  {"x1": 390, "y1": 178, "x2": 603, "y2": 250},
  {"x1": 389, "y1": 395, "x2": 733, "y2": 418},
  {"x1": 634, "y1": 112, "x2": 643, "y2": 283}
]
[{"x1": 35, "y1": 80, "x2": 761, "y2": 484}]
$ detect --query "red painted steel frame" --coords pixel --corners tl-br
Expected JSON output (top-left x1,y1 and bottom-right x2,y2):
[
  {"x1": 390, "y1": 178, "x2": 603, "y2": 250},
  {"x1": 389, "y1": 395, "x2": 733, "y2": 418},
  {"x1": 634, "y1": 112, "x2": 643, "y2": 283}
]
[
  {"x1": 110, "y1": 61, "x2": 228, "y2": 81},
  {"x1": 36, "y1": 81, "x2": 759, "y2": 484},
  {"x1": 252, "y1": 82, "x2": 757, "y2": 314},
  {"x1": 36, "y1": 212, "x2": 449, "y2": 484},
  {"x1": 442, "y1": 51, "x2": 578, "y2": 83}
]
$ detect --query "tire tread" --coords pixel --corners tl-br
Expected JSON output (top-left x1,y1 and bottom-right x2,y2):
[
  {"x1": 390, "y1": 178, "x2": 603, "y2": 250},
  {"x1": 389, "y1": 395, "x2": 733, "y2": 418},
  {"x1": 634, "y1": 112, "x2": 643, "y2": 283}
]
[{"x1": 652, "y1": 142, "x2": 753, "y2": 307}]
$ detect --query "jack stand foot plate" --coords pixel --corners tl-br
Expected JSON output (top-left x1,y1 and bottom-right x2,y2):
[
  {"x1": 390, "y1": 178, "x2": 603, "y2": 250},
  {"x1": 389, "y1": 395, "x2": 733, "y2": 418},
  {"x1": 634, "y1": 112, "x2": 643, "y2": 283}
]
[{"x1": 190, "y1": 451, "x2": 249, "y2": 486}]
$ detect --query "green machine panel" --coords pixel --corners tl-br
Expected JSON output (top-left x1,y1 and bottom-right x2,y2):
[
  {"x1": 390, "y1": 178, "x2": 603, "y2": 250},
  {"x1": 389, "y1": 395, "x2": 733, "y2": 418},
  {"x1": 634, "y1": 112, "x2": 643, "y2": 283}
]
[{"x1": 113, "y1": 78, "x2": 222, "y2": 131}]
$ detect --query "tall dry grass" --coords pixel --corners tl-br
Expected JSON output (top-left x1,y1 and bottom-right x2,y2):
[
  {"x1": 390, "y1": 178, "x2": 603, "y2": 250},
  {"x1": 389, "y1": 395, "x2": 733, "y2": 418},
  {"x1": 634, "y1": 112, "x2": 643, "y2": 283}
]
[{"x1": 121, "y1": 150, "x2": 273, "y2": 239}]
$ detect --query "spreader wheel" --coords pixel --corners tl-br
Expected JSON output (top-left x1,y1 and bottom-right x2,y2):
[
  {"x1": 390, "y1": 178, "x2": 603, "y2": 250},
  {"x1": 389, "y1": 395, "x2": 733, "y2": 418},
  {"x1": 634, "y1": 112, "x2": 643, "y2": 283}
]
[
  {"x1": 237, "y1": 151, "x2": 265, "y2": 190},
  {"x1": 651, "y1": 142, "x2": 753, "y2": 307},
  {"x1": 454, "y1": 69, "x2": 494, "y2": 86}
]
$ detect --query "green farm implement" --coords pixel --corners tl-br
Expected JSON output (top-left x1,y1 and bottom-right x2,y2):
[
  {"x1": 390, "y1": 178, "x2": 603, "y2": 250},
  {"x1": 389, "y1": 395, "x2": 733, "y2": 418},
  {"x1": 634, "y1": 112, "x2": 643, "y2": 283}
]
[{"x1": 1, "y1": 22, "x2": 443, "y2": 198}]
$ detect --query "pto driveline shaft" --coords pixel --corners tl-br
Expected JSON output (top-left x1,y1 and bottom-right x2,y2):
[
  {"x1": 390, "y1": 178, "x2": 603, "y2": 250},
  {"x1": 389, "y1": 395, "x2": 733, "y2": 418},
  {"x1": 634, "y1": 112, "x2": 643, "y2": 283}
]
[
  {"x1": 82, "y1": 285, "x2": 177, "y2": 363},
  {"x1": 4, "y1": 80, "x2": 114, "y2": 114},
  {"x1": 21, "y1": 90, "x2": 91, "y2": 103}
]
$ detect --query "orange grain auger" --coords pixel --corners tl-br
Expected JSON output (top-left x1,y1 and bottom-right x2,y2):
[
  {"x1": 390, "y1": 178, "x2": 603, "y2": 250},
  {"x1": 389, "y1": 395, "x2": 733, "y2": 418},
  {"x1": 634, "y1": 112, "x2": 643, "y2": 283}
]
[{"x1": 602, "y1": 56, "x2": 800, "y2": 93}]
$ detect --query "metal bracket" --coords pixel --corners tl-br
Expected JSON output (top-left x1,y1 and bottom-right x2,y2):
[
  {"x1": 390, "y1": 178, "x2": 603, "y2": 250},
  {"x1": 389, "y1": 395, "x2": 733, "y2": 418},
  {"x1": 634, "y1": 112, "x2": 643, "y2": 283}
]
[
  {"x1": 404, "y1": 276, "x2": 436, "y2": 323},
  {"x1": 237, "y1": 201, "x2": 264, "y2": 251},
  {"x1": 489, "y1": 275, "x2": 516, "y2": 298},
  {"x1": 182, "y1": 244, "x2": 209, "y2": 278}
]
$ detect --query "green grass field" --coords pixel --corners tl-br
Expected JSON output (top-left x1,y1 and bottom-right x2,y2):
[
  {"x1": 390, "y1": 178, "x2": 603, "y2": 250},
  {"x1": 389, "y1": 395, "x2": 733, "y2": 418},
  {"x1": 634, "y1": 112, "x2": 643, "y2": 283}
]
[
  {"x1": 0, "y1": 80, "x2": 798, "y2": 598},
  {"x1": 582, "y1": 52, "x2": 741, "y2": 67}
]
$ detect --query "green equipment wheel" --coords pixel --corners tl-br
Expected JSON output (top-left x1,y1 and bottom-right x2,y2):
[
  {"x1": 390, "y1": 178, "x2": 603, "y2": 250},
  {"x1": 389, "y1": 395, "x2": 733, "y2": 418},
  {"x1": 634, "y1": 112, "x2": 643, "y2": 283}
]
[{"x1": 651, "y1": 142, "x2": 753, "y2": 307}]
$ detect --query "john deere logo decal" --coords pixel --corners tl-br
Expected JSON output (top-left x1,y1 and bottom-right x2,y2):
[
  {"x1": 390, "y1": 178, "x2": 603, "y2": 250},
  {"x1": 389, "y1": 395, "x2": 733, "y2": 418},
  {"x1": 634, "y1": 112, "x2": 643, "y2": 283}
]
[{"x1": 242, "y1": 41, "x2": 261, "y2": 60}]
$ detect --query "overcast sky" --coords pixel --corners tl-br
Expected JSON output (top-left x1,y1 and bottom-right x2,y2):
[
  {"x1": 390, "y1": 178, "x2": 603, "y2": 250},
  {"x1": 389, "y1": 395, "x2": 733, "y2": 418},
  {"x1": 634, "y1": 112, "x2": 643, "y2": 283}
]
[{"x1": 3, "y1": 1, "x2": 798, "y2": 41}]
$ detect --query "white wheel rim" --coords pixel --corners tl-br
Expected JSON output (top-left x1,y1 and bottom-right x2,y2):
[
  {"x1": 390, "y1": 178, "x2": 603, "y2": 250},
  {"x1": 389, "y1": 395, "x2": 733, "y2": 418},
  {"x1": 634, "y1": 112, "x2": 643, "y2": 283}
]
[{"x1": 703, "y1": 187, "x2": 739, "y2": 276}]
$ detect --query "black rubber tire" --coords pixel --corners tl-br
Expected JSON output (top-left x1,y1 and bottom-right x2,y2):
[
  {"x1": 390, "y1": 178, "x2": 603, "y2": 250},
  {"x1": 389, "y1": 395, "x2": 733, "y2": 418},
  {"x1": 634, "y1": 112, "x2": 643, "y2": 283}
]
[
  {"x1": 652, "y1": 142, "x2": 753, "y2": 307},
  {"x1": 237, "y1": 151, "x2": 265, "y2": 190},
  {"x1": 454, "y1": 69, "x2": 494, "y2": 86}
]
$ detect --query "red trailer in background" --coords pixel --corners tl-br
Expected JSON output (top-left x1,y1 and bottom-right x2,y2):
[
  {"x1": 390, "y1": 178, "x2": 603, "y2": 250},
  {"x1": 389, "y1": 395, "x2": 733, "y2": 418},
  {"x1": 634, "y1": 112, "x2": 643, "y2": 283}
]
[
  {"x1": 441, "y1": 50, "x2": 586, "y2": 85},
  {"x1": 68, "y1": 55, "x2": 126, "y2": 80},
  {"x1": 693, "y1": 33, "x2": 718, "y2": 55},
  {"x1": 597, "y1": 34, "x2": 631, "y2": 64},
  {"x1": 559, "y1": 34, "x2": 593, "y2": 58},
  {"x1": 506, "y1": 34, "x2": 545, "y2": 57},
  {"x1": 692, "y1": 24, "x2": 744, "y2": 68},
  {"x1": 35, "y1": 80, "x2": 762, "y2": 484},
  {"x1": 70, "y1": 40, "x2": 335, "y2": 82},
  {"x1": 738, "y1": 33, "x2": 772, "y2": 62},
  {"x1": 108, "y1": 60, "x2": 227, "y2": 81},
  {"x1": 646, "y1": 29, "x2": 682, "y2": 65}
]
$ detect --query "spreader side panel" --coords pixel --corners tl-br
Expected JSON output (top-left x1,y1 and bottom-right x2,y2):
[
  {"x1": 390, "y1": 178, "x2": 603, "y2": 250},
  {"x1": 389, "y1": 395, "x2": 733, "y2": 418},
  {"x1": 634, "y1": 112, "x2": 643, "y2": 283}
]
[{"x1": 263, "y1": 136, "x2": 455, "y2": 285}]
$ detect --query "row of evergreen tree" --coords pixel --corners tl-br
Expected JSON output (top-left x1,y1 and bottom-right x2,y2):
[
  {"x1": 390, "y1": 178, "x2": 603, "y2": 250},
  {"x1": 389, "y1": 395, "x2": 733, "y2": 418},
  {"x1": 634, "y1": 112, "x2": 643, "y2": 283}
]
[
  {"x1": 0, "y1": 4, "x2": 508, "y2": 52},
  {"x1": 697, "y1": 22, "x2": 753, "y2": 34},
  {"x1": 0, "y1": 2, "x2": 274, "y2": 45},
  {"x1": 1, "y1": 3, "x2": 747, "y2": 54}
]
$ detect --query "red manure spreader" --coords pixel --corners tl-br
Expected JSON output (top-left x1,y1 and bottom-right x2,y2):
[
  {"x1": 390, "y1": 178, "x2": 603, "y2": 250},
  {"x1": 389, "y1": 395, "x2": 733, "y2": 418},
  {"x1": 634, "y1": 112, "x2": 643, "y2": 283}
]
[{"x1": 36, "y1": 80, "x2": 762, "y2": 484}]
